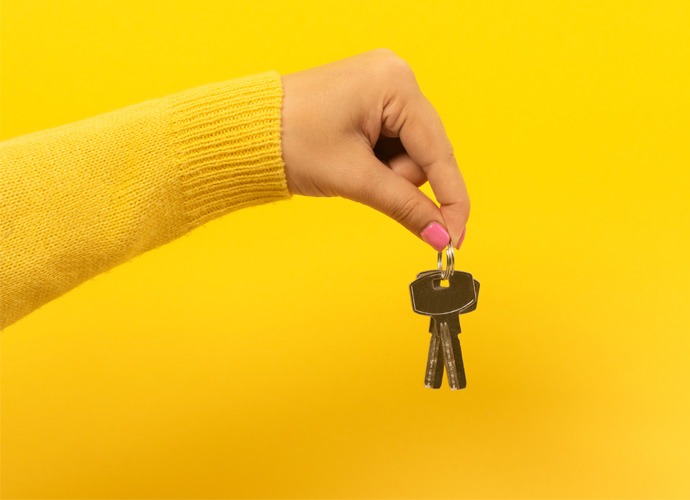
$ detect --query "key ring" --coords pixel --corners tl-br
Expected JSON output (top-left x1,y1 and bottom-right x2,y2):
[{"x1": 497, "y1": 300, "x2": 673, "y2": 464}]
[{"x1": 436, "y1": 244, "x2": 455, "y2": 280}]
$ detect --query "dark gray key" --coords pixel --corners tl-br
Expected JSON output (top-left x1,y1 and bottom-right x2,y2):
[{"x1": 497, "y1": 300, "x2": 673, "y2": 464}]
[
  {"x1": 410, "y1": 269, "x2": 479, "y2": 390},
  {"x1": 415, "y1": 270, "x2": 463, "y2": 388},
  {"x1": 415, "y1": 270, "x2": 479, "y2": 388}
]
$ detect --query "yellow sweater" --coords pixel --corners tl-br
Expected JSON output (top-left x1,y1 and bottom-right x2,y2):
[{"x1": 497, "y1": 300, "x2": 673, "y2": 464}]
[{"x1": 0, "y1": 71, "x2": 292, "y2": 329}]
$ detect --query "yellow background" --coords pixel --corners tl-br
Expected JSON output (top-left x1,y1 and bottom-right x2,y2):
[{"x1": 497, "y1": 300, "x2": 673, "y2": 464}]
[{"x1": 2, "y1": 0, "x2": 689, "y2": 498}]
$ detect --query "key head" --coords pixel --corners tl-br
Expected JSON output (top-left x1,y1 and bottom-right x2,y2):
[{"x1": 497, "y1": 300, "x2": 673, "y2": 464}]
[
  {"x1": 464, "y1": 279, "x2": 480, "y2": 313},
  {"x1": 416, "y1": 269, "x2": 480, "y2": 317},
  {"x1": 409, "y1": 270, "x2": 476, "y2": 317}
]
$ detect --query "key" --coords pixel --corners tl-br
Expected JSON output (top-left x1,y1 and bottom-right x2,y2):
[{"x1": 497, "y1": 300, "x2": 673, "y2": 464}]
[
  {"x1": 414, "y1": 269, "x2": 479, "y2": 388},
  {"x1": 414, "y1": 270, "x2": 461, "y2": 388},
  {"x1": 410, "y1": 269, "x2": 479, "y2": 390},
  {"x1": 411, "y1": 270, "x2": 477, "y2": 389}
]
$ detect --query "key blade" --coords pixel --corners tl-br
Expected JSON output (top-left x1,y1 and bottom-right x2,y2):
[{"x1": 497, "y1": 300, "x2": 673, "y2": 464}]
[
  {"x1": 438, "y1": 321, "x2": 467, "y2": 390},
  {"x1": 424, "y1": 319, "x2": 444, "y2": 389},
  {"x1": 449, "y1": 333, "x2": 467, "y2": 389}
]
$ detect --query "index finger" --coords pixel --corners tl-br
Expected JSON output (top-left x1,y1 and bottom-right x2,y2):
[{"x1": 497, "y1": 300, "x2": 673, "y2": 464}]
[{"x1": 396, "y1": 89, "x2": 470, "y2": 248}]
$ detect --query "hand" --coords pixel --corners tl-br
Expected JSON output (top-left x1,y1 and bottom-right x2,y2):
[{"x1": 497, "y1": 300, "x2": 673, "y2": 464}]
[{"x1": 280, "y1": 48, "x2": 470, "y2": 250}]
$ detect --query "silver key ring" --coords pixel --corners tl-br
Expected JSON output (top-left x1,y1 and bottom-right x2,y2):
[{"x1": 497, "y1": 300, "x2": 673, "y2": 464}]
[{"x1": 436, "y1": 245, "x2": 455, "y2": 280}]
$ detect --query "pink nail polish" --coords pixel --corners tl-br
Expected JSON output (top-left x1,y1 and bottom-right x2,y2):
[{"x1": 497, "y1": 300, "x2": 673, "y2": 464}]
[
  {"x1": 421, "y1": 222, "x2": 450, "y2": 251},
  {"x1": 455, "y1": 226, "x2": 466, "y2": 249}
]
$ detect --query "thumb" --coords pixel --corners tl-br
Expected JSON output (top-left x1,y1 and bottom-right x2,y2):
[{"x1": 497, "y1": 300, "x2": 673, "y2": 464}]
[{"x1": 341, "y1": 153, "x2": 451, "y2": 251}]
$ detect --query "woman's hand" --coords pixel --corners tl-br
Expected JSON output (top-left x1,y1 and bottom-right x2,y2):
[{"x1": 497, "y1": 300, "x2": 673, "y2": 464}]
[{"x1": 280, "y1": 48, "x2": 470, "y2": 250}]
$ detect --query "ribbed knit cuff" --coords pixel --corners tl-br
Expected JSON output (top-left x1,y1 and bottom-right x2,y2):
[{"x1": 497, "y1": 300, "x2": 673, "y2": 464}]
[{"x1": 168, "y1": 70, "x2": 292, "y2": 232}]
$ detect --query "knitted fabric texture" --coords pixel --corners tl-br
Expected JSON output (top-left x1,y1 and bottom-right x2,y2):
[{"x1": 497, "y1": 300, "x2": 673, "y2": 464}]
[{"x1": 0, "y1": 71, "x2": 292, "y2": 329}]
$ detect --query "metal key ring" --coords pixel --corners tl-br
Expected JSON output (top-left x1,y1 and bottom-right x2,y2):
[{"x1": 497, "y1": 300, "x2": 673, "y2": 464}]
[{"x1": 436, "y1": 244, "x2": 455, "y2": 280}]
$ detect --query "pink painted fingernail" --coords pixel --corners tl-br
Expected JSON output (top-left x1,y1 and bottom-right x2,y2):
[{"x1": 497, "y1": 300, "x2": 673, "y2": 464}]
[
  {"x1": 421, "y1": 222, "x2": 450, "y2": 251},
  {"x1": 455, "y1": 226, "x2": 467, "y2": 249}
]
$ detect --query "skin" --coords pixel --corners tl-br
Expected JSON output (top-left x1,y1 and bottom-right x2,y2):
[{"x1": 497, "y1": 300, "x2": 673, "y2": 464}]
[{"x1": 280, "y1": 48, "x2": 470, "y2": 249}]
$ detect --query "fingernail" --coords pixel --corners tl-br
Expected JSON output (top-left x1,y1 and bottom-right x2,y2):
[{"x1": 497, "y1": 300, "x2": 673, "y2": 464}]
[
  {"x1": 455, "y1": 226, "x2": 467, "y2": 249},
  {"x1": 421, "y1": 222, "x2": 450, "y2": 251}
]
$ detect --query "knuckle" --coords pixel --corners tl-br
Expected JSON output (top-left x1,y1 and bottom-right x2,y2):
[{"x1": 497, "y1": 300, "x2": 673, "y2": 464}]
[
  {"x1": 391, "y1": 195, "x2": 421, "y2": 227},
  {"x1": 369, "y1": 47, "x2": 399, "y2": 58},
  {"x1": 387, "y1": 56, "x2": 417, "y2": 81},
  {"x1": 369, "y1": 49, "x2": 417, "y2": 84}
]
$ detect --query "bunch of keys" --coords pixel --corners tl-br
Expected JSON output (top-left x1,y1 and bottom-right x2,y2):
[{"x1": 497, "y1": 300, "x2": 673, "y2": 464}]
[{"x1": 409, "y1": 245, "x2": 480, "y2": 390}]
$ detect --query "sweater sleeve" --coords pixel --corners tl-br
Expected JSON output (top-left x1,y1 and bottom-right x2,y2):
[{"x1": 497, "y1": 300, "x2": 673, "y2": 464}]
[{"x1": 0, "y1": 70, "x2": 292, "y2": 330}]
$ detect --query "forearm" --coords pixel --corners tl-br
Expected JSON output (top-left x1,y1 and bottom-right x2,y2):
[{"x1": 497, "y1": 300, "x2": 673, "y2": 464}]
[{"x1": 0, "y1": 70, "x2": 291, "y2": 329}]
